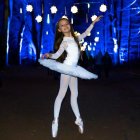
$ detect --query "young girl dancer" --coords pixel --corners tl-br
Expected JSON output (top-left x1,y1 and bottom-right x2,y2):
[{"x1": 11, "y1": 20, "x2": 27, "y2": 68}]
[{"x1": 39, "y1": 15, "x2": 102, "y2": 138}]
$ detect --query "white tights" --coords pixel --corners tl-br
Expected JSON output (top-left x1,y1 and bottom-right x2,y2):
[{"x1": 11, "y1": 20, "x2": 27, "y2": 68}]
[{"x1": 53, "y1": 74, "x2": 81, "y2": 121}]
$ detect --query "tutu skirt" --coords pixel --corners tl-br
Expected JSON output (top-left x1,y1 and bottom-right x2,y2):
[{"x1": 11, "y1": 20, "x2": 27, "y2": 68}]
[{"x1": 38, "y1": 59, "x2": 98, "y2": 79}]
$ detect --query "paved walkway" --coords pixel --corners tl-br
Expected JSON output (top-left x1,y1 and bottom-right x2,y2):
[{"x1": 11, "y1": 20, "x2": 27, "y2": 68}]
[{"x1": 0, "y1": 66, "x2": 140, "y2": 140}]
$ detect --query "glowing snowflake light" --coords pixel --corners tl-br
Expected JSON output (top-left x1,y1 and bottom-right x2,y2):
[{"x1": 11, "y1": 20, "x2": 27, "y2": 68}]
[
  {"x1": 50, "y1": 6, "x2": 58, "y2": 14},
  {"x1": 94, "y1": 37, "x2": 99, "y2": 42},
  {"x1": 83, "y1": 42, "x2": 88, "y2": 46},
  {"x1": 99, "y1": 4, "x2": 107, "y2": 12},
  {"x1": 35, "y1": 15, "x2": 42, "y2": 23},
  {"x1": 71, "y1": 6, "x2": 78, "y2": 14},
  {"x1": 26, "y1": 5, "x2": 33, "y2": 12},
  {"x1": 91, "y1": 15, "x2": 97, "y2": 21},
  {"x1": 88, "y1": 45, "x2": 92, "y2": 51}
]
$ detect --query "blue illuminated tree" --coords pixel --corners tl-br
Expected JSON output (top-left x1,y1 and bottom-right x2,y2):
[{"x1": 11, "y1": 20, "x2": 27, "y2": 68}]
[
  {"x1": 6, "y1": 0, "x2": 140, "y2": 65},
  {"x1": 20, "y1": 0, "x2": 44, "y2": 64},
  {"x1": 0, "y1": 0, "x2": 6, "y2": 67},
  {"x1": 8, "y1": 0, "x2": 24, "y2": 64}
]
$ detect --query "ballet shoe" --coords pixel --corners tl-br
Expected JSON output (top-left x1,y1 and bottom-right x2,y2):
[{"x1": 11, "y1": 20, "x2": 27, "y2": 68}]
[
  {"x1": 75, "y1": 118, "x2": 84, "y2": 134},
  {"x1": 52, "y1": 120, "x2": 58, "y2": 138}
]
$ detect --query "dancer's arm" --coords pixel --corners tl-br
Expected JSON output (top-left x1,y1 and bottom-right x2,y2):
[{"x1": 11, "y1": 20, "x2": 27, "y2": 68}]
[
  {"x1": 42, "y1": 42, "x2": 66, "y2": 59},
  {"x1": 78, "y1": 15, "x2": 103, "y2": 41}
]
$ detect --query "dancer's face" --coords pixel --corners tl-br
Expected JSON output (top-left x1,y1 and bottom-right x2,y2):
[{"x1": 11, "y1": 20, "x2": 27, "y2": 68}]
[{"x1": 58, "y1": 19, "x2": 71, "y2": 34}]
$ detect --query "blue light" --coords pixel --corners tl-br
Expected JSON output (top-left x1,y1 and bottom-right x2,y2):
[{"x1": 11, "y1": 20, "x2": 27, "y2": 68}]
[
  {"x1": 114, "y1": 47, "x2": 118, "y2": 53},
  {"x1": 113, "y1": 38, "x2": 118, "y2": 53},
  {"x1": 97, "y1": 32, "x2": 100, "y2": 35},
  {"x1": 93, "y1": 47, "x2": 96, "y2": 51},
  {"x1": 3, "y1": 0, "x2": 140, "y2": 65},
  {"x1": 46, "y1": 31, "x2": 49, "y2": 35},
  {"x1": 47, "y1": 14, "x2": 50, "y2": 24},
  {"x1": 6, "y1": 18, "x2": 10, "y2": 65}
]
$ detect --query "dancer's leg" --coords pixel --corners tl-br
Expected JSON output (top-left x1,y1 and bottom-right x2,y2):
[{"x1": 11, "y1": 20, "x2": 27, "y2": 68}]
[
  {"x1": 69, "y1": 76, "x2": 81, "y2": 119},
  {"x1": 53, "y1": 74, "x2": 70, "y2": 120},
  {"x1": 69, "y1": 76, "x2": 84, "y2": 134},
  {"x1": 52, "y1": 74, "x2": 70, "y2": 137}
]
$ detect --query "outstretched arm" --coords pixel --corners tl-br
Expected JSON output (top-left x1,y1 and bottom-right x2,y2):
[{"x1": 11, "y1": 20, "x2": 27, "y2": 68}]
[
  {"x1": 78, "y1": 15, "x2": 103, "y2": 41},
  {"x1": 41, "y1": 42, "x2": 67, "y2": 59}
]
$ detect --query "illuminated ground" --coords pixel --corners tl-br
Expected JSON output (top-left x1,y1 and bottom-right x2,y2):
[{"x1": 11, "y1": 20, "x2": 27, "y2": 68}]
[{"x1": 0, "y1": 65, "x2": 140, "y2": 140}]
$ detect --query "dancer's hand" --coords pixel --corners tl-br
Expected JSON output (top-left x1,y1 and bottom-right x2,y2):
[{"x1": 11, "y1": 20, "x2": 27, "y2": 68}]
[
  {"x1": 41, "y1": 53, "x2": 50, "y2": 59},
  {"x1": 92, "y1": 15, "x2": 103, "y2": 25}
]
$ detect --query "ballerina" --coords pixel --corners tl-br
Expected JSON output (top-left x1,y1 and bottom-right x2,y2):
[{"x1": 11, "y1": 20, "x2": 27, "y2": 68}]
[{"x1": 39, "y1": 15, "x2": 103, "y2": 138}]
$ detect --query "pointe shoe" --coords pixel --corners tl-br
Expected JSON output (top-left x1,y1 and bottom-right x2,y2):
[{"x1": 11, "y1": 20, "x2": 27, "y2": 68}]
[
  {"x1": 52, "y1": 120, "x2": 58, "y2": 138},
  {"x1": 75, "y1": 118, "x2": 84, "y2": 134}
]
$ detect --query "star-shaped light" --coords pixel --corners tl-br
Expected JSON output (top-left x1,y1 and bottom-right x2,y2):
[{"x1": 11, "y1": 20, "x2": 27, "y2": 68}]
[
  {"x1": 35, "y1": 15, "x2": 42, "y2": 23},
  {"x1": 94, "y1": 37, "x2": 99, "y2": 42},
  {"x1": 91, "y1": 15, "x2": 97, "y2": 21},
  {"x1": 99, "y1": 4, "x2": 107, "y2": 12},
  {"x1": 26, "y1": 5, "x2": 33, "y2": 12},
  {"x1": 50, "y1": 6, "x2": 58, "y2": 14},
  {"x1": 71, "y1": 6, "x2": 78, "y2": 14}
]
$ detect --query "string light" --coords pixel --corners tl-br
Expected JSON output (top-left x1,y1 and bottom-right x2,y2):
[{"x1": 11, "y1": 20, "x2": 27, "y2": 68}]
[
  {"x1": 26, "y1": 5, "x2": 33, "y2": 12},
  {"x1": 91, "y1": 15, "x2": 97, "y2": 21},
  {"x1": 99, "y1": 4, "x2": 107, "y2": 12},
  {"x1": 65, "y1": 7, "x2": 67, "y2": 15},
  {"x1": 71, "y1": 6, "x2": 78, "y2": 14},
  {"x1": 35, "y1": 15, "x2": 42, "y2": 23},
  {"x1": 20, "y1": 8, "x2": 22, "y2": 14},
  {"x1": 138, "y1": 28, "x2": 140, "y2": 34},
  {"x1": 47, "y1": 14, "x2": 50, "y2": 24},
  {"x1": 94, "y1": 37, "x2": 99, "y2": 42},
  {"x1": 83, "y1": 42, "x2": 88, "y2": 46},
  {"x1": 50, "y1": 6, "x2": 58, "y2": 14},
  {"x1": 88, "y1": 45, "x2": 92, "y2": 51},
  {"x1": 88, "y1": 3, "x2": 90, "y2": 9},
  {"x1": 86, "y1": 13, "x2": 88, "y2": 23},
  {"x1": 42, "y1": 4, "x2": 44, "y2": 14},
  {"x1": 71, "y1": 17, "x2": 73, "y2": 24},
  {"x1": 113, "y1": 38, "x2": 118, "y2": 53},
  {"x1": 46, "y1": 31, "x2": 48, "y2": 35},
  {"x1": 93, "y1": 47, "x2": 96, "y2": 51}
]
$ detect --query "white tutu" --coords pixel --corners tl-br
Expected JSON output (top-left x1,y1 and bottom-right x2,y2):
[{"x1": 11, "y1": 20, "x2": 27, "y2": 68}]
[{"x1": 38, "y1": 59, "x2": 98, "y2": 79}]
